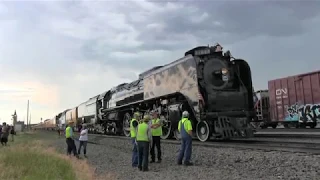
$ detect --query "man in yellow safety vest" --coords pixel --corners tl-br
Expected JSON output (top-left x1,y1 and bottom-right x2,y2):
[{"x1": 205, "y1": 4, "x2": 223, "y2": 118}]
[
  {"x1": 150, "y1": 111, "x2": 162, "y2": 163},
  {"x1": 136, "y1": 114, "x2": 152, "y2": 172},
  {"x1": 65, "y1": 121, "x2": 79, "y2": 159},
  {"x1": 177, "y1": 111, "x2": 193, "y2": 166},
  {"x1": 130, "y1": 112, "x2": 140, "y2": 167}
]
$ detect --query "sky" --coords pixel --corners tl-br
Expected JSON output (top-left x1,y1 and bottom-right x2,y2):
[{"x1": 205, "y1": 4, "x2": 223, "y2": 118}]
[{"x1": 0, "y1": 0, "x2": 320, "y2": 124}]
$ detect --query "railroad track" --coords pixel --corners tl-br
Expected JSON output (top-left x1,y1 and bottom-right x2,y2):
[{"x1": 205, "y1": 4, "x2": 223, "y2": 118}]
[
  {"x1": 84, "y1": 133, "x2": 320, "y2": 155},
  {"x1": 41, "y1": 130, "x2": 320, "y2": 155},
  {"x1": 254, "y1": 131, "x2": 320, "y2": 138},
  {"x1": 256, "y1": 128, "x2": 320, "y2": 132}
]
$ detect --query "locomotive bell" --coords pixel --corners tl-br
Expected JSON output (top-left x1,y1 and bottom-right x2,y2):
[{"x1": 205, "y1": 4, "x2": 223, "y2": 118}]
[{"x1": 214, "y1": 43, "x2": 223, "y2": 52}]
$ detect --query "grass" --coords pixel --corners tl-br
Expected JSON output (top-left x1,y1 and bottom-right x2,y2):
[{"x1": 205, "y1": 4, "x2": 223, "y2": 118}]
[{"x1": 0, "y1": 131, "x2": 112, "y2": 180}]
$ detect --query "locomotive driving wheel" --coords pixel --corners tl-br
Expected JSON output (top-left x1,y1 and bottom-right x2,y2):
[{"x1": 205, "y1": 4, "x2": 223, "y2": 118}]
[
  {"x1": 173, "y1": 129, "x2": 181, "y2": 140},
  {"x1": 160, "y1": 115, "x2": 172, "y2": 140},
  {"x1": 122, "y1": 112, "x2": 131, "y2": 137},
  {"x1": 196, "y1": 121, "x2": 211, "y2": 142}
]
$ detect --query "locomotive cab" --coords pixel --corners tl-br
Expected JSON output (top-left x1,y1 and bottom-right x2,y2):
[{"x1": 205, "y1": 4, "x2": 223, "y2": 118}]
[{"x1": 186, "y1": 44, "x2": 255, "y2": 141}]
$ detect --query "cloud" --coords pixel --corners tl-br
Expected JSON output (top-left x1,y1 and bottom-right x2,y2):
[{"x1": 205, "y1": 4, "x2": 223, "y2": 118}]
[{"x1": 0, "y1": 0, "x2": 320, "y2": 124}]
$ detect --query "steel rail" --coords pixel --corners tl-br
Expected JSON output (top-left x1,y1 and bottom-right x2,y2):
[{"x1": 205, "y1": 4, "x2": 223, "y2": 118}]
[{"x1": 85, "y1": 133, "x2": 320, "y2": 155}]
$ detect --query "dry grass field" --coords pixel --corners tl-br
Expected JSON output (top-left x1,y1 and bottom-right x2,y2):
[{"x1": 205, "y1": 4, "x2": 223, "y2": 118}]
[{"x1": 0, "y1": 131, "x2": 100, "y2": 180}]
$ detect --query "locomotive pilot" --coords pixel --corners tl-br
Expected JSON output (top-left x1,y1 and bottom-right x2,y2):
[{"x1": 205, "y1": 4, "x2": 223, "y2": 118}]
[
  {"x1": 150, "y1": 111, "x2": 162, "y2": 163},
  {"x1": 136, "y1": 114, "x2": 152, "y2": 172},
  {"x1": 130, "y1": 112, "x2": 140, "y2": 167},
  {"x1": 177, "y1": 111, "x2": 193, "y2": 166}
]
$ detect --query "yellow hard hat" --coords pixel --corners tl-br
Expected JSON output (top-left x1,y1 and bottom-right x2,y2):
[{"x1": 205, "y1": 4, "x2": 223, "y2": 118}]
[
  {"x1": 143, "y1": 114, "x2": 151, "y2": 122},
  {"x1": 134, "y1": 112, "x2": 140, "y2": 118}
]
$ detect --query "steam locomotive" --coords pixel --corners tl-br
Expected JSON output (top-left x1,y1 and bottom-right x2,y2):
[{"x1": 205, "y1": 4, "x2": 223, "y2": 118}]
[{"x1": 37, "y1": 43, "x2": 255, "y2": 142}]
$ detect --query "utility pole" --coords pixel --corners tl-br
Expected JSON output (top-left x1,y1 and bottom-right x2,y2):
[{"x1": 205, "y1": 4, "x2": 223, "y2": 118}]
[
  {"x1": 26, "y1": 100, "x2": 29, "y2": 130},
  {"x1": 29, "y1": 113, "x2": 31, "y2": 129}
]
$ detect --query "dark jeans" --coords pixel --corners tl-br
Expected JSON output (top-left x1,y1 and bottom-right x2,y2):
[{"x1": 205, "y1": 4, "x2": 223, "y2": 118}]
[
  {"x1": 177, "y1": 137, "x2": 192, "y2": 164},
  {"x1": 137, "y1": 141, "x2": 150, "y2": 171},
  {"x1": 1, "y1": 137, "x2": 8, "y2": 146},
  {"x1": 78, "y1": 140, "x2": 87, "y2": 155},
  {"x1": 66, "y1": 138, "x2": 78, "y2": 156},
  {"x1": 132, "y1": 138, "x2": 138, "y2": 167},
  {"x1": 150, "y1": 136, "x2": 161, "y2": 161}
]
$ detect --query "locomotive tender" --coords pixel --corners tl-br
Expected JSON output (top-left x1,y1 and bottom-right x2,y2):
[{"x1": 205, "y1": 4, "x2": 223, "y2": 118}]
[{"x1": 45, "y1": 43, "x2": 255, "y2": 142}]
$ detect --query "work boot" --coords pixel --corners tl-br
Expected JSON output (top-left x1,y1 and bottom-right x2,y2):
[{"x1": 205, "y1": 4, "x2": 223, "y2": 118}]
[
  {"x1": 184, "y1": 161, "x2": 193, "y2": 166},
  {"x1": 150, "y1": 160, "x2": 155, "y2": 163},
  {"x1": 142, "y1": 168, "x2": 149, "y2": 172},
  {"x1": 156, "y1": 159, "x2": 161, "y2": 163}
]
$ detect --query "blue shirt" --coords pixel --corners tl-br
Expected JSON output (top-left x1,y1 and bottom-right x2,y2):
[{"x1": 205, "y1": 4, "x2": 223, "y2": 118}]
[{"x1": 70, "y1": 127, "x2": 73, "y2": 137}]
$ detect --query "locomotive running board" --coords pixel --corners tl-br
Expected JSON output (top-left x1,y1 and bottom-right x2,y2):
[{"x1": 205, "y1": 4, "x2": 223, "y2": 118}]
[{"x1": 214, "y1": 116, "x2": 254, "y2": 139}]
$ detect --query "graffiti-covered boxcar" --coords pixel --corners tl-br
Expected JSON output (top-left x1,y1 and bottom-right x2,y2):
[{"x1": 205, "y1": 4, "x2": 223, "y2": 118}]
[{"x1": 268, "y1": 70, "x2": 320, "y2": 128}]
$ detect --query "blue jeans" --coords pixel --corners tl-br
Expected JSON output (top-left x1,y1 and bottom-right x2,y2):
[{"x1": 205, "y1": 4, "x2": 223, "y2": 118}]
[
  {"x1": 177, "y1": 137, "x2": 192, "y2": 164},
  {"x1": 132, "y1": 138, "x2": 138, "y2": 167},
  {"x1": 137, "y1": 141, "x2": 150, "y2": 170}
]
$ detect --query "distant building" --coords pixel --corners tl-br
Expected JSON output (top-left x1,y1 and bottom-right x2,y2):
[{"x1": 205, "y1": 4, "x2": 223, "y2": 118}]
[{"x1": 15, "y1": 121, "x2": 25, "y2": 132}]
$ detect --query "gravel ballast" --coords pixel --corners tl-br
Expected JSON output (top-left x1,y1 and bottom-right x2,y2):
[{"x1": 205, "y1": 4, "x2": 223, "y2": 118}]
[{"x1": 52, "y1": 136, "x2": 320, "y2": 180}]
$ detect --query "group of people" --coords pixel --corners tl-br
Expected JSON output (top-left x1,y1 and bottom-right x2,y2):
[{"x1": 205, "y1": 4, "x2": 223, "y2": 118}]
[
  {"x1": 64, "y1": 121, "x2": 88, "y2": 159},
  {"x1": 131, "y1": 110, "x2": 193, "y2": 172},
  {"x1": 62, "y1": 109, "x2": 194, "y2": 171},
  {"x1": 0, "y1": 122, "x2": 15, "y2": 146}
]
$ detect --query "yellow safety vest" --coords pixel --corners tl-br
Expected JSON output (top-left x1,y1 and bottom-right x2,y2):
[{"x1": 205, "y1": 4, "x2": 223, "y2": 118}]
[
  {"x1": 65, "y1": 126, "x2": 71, "y2": 138},
  {"x1": 151, "y1": 118, "x2": 162, "y2": 136},
  {"x1": 178, "y1": 118, "x2": 192, "y2": 132},
  {"x1": 136, "y1": 122, "x2": 149, "y2": 142},
  {"x1": 130, "y1": 118, "x2": 138, "y2": 138}
]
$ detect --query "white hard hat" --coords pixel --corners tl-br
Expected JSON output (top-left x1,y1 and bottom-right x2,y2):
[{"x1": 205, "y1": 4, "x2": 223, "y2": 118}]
[{"x1": 182, "y1": 111, "x2": 189, "y2": 118}]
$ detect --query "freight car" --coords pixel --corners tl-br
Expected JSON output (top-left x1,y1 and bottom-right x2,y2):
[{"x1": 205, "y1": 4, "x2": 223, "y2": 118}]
[
  {"x1": 43, "y1": 118, "x2": 56, "y2": 130},
  {"x1": 57, "y1": 109, "x2": 68, "y2": 130},
  {"x1": 65, "y1": 107, "x2": 78, "y2": 130},
  {"x1": 251, "y1": 90, "x2": 277, "y2": 129},
  {"x1": 252, "y1": 70, "x2": 320, "y2": 129},
  {"x1": 76, "y1": 95, "x2": 100, "y2": 133},
  {"x1": 33, "y1": 116, "x2": 59, "y2": 130},
  {"x1": 52, "y1": 43, "x2": 256, "y2": 142}
]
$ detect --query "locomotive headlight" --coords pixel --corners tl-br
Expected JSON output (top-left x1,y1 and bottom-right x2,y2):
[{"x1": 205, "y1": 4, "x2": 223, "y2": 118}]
[
  {"x1": 221, "y1": 68, "x2": 229, "y2": 82},
  {"x1": 221, "y1": 68, "x2": 228, "y2": 75}
]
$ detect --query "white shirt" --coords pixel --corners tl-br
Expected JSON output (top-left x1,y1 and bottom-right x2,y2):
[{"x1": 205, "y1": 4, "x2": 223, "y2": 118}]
[{"x1": 79, "y1": 129, "x2": 88, "y2": 141}]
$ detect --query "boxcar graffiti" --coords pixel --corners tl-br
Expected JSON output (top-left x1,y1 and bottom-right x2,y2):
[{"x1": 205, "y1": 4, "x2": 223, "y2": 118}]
[{"x1": 285, "y1": 103, "x2": 320, "y2": 127}]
